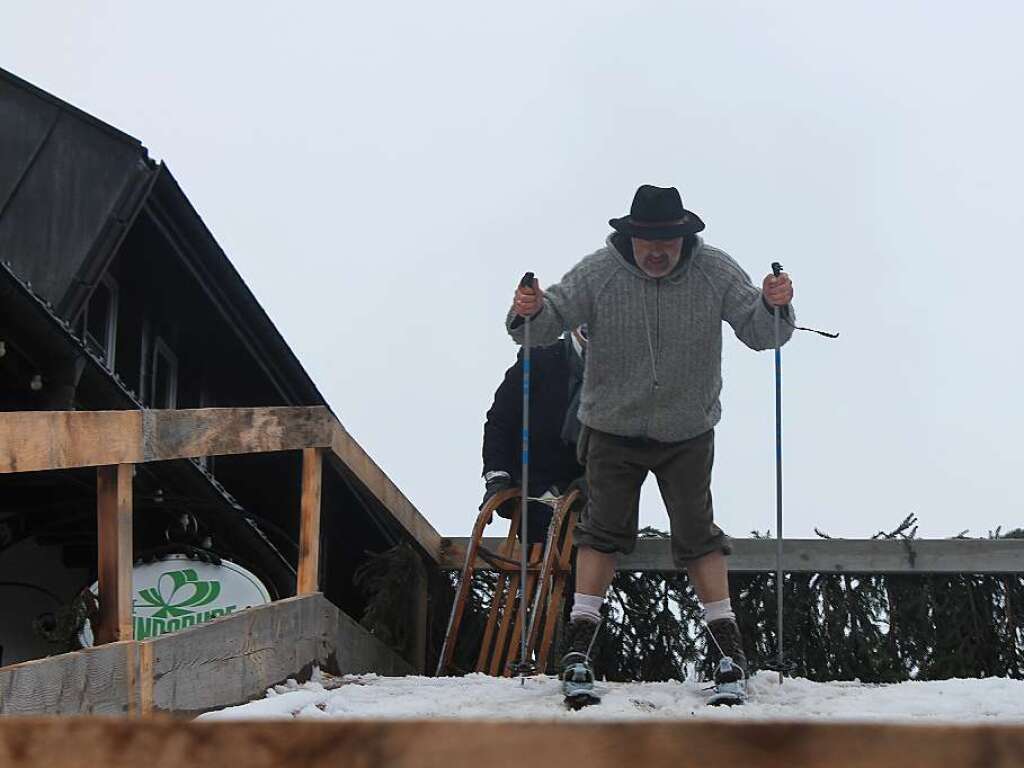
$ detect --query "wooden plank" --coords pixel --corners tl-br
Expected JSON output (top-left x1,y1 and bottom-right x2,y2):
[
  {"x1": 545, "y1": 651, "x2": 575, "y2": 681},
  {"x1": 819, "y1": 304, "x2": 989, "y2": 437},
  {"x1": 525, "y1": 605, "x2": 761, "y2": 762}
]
[
  {"x1": 297, "y1": 447, "x2": 323, "y2": 595},
  {"x1": 328, "y1": 420, "x2": 442, "y2": 562},
  {"x1": 137, "y1": 640, "x2": 154, "y2": 716},
  {"x1": 0, "y1": 641, "x2": 135, "y2": 715},
  {"x1": 440, "y1": 537, "x2": 1024, "y2": 574},
  {"x1": 481, "y1": 513, "x2": 523, "y2": 674},
  {"x1": 148, "y1": 594, "x2": 411, "y2": 716},
  {"x1": 126, "y1": 642, "x2": 137, "y2": 716},
  {"x1": 488, "y1": 571, "x2": 520, "y2": 676},
  {"x1": 319, "y1": 594, "x2": 414, "y2": 678},
  {"x1": 537, "y1": 505, "x2": 579, "y2": 672},
  {"x1": 0, "y1": 410, "x2": 142, "y2": 473},
  {"x1": 526, "y1": 492, "x2": 578, "y2": 656},
  {"x1": 0, "y1": 407, "x2": 334, "y2": 473},
  {"x1": 148, "y1": 595, "x2": 326, "y2": 716},
  {"x1": 141, "y1": 406, "x2": 333, "y2": 461},
  {"x1": 2, "y1": 719, "x2": 1024, "y2": 768},
  {"x1": 0, "y1": 596, "x2": 410, "y2": 717},
  {"x1": 96, "y1": 464, "x2": 133, "y2": 644}
]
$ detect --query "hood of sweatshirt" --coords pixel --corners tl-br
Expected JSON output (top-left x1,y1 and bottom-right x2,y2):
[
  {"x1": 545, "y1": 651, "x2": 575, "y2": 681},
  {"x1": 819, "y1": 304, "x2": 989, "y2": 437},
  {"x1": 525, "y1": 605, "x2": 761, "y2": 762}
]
[{"x1": 606, "y1": 233, "x2": 703, "y2": 284}]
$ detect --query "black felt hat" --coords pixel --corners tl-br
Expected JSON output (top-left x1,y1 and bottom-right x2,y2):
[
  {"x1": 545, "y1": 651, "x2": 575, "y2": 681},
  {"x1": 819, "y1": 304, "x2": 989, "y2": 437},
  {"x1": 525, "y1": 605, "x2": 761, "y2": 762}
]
[{"x1": 609, "y1": 185, "x2": 705, "y2": 239}]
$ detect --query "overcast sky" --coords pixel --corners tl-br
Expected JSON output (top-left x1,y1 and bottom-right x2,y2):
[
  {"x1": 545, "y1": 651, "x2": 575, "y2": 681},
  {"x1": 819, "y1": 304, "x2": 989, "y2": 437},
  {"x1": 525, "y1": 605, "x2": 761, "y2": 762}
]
[{"x1": 4, "y1": 2, "x2": 1022, "y2": 540}]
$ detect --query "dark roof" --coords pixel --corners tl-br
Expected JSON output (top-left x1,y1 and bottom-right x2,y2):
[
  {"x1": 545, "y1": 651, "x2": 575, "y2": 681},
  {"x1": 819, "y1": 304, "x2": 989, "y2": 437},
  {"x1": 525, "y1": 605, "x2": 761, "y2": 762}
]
[
  {"x1": 0, "y1": 67, "x2": 146, "y2": 149},
  {"x1": 0, "y1": 67, "x2": 156, "y2": 313},
  {"x1": 0, "y1": 65, "x2": 327, "y2": 410}
]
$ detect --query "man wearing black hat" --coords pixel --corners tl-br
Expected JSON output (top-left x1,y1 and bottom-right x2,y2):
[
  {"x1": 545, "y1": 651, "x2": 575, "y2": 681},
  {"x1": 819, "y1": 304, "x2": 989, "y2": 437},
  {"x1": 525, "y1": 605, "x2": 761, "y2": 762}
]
[{"x1": 507, "y1": 185, "x2": 794, "y2": 705}]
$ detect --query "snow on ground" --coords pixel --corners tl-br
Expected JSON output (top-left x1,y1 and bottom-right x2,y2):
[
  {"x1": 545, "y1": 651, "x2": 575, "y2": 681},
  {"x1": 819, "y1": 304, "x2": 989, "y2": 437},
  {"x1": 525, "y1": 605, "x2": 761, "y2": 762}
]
[{"x1": 200, "y1": 671, "x2": 1024, "y2": 723}]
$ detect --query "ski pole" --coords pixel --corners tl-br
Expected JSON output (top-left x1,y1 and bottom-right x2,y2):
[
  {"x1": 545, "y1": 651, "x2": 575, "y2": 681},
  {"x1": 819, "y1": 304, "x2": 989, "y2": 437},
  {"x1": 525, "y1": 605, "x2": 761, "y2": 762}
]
[
  {"x1": 518, "y1": 271, "x2": 535, "y2": 681},
  {"x1": 771, "y1": 261, "x2": 784, "y2": 685},
  {"x1": 765, "y1": 265, "x2": 837, "y2": 684}
]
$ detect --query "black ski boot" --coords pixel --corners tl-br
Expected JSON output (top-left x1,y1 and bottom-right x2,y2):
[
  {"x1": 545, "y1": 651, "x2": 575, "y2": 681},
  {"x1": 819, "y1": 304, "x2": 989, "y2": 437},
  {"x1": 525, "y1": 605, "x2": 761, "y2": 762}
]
[
  {"x1": 559, "y1": 618, "x2": 601, "y2": 709},
  {"x1": 706, "y1": 618, "x2": 748, "y2": 706}
]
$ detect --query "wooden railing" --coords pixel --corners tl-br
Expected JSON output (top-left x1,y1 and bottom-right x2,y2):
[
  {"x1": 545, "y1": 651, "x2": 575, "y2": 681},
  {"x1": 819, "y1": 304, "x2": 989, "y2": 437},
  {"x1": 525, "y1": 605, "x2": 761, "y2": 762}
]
[
  {"x1": 440, "y1": 534, "x2": 1024, "y2": 574},
  {"x1": 0, "y1": 407, "x2": 442, "y2": 646}
]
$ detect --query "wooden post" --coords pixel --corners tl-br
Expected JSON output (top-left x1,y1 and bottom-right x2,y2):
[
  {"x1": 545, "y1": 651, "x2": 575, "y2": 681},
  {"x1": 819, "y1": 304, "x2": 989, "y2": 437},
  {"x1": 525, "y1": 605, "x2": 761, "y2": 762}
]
[
  {"x1": 297, "y1": 447, "x2": 323, "y2": 595},
  {"x1": 96, "y1": 464, "x2": 133, "y2": 644},
  {"x1": 137, "y1": 640, "x2": 154, "y2": 716}
]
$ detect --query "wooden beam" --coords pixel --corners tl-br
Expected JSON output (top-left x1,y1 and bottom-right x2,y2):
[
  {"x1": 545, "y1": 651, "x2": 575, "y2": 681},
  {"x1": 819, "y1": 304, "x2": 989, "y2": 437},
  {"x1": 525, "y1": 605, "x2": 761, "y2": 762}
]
[
  {"x1": 146, "y1": 595, "x2": 411, "y2": 715},
  {"x1": 0, "y1": 407, "x2": 334, "y2": 473},
  {"x1": 440, "y1": 537, "x2": 1024, "y2": 574},
  {"x1": 1, "y1": 719, "x2": 1024, "y2": 768},
  {"x1": 96, "y1": 464, "x2": 133, "y2": 644},
  {"x1": 328, "y1": 421, "x2": 442, "y2": 562},
  {"x1": 297, "y1": 447, "x2": 323, "y2": 595},
  {"x1": 141, "y1": 407, "x2": 333, "y2": 462},
  {"x1": 0, "y1": 411, "x2": 142, "y2": 473},
  {"x1": 0, "y1": 641, "x2": 137, "y2": 715},
  {"x1": 0, "y1": 595, "x2": 411, "y2": 716},
  {"x1": 137, "y1": 641, "x2": 154, "y2": 716}
]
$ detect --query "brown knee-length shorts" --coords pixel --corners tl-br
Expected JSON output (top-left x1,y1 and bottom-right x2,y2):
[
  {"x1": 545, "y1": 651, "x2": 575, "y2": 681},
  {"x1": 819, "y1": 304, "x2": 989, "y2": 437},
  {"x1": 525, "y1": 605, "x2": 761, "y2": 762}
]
[{"x1": 574, "y1": 427, "x2": 731, "y2": 568}]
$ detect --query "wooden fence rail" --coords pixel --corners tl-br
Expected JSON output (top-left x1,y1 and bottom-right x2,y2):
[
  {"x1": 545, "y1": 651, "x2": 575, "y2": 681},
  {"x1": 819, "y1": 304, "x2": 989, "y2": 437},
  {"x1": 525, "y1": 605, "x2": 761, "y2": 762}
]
[{"x1": 439, "y1": 536, "x2": 1024, "y2": 574}]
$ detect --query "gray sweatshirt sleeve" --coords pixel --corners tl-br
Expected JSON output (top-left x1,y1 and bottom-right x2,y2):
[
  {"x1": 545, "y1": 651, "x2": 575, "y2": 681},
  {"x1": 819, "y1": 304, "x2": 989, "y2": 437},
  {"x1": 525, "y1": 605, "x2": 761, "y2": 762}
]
[
  {"x1": 716, "y1": 251, "x2": 796, "y2": 352},
  {"x1": 505, "y1": 254, "x2": 598, "y2": 347}
]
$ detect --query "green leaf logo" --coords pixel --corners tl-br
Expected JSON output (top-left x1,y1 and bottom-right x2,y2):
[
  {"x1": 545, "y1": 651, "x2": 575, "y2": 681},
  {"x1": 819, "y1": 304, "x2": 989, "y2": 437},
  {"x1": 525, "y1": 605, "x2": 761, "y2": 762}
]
[{"x1": 137, "y1": 568, "x2": 222, "y2": 618}]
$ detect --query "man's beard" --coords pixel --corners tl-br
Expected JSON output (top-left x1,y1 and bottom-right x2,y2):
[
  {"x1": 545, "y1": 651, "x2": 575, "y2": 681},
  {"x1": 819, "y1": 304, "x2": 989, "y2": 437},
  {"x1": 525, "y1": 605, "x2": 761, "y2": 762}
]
[{"x1": 643, "y1": 252, "x2": 673, "y2": 274}]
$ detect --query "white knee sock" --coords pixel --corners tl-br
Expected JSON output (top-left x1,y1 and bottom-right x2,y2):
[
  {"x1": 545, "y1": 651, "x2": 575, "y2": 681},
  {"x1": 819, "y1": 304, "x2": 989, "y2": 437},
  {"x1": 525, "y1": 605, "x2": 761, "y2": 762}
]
[
  {"x1": 703, "y1": 597, "x2": 735, "y2": 624},
  {"x1": 570, "y1": 592, "x2": 604, "y2": 623}
]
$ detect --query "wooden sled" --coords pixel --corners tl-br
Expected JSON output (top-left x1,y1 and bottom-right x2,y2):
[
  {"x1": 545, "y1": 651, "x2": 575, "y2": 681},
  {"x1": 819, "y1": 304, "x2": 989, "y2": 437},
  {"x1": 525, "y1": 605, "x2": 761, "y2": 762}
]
[{"x1": 436, "y1": 487, "x2": 581, "y2": 676}]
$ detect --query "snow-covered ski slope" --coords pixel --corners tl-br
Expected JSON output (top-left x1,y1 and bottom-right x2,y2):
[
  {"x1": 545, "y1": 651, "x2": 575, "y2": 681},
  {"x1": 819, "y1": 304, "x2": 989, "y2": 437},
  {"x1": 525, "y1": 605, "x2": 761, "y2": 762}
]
[{"x1": 201, "y1": 671, "x2": 1024, "y2": 723}]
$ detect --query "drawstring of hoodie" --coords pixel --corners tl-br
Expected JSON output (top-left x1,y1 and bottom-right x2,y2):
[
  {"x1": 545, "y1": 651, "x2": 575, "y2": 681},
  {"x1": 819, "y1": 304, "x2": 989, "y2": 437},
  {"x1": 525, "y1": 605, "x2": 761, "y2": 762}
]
[{"x1": 640, "y1": 282, "x2": 659, "y2": 388}]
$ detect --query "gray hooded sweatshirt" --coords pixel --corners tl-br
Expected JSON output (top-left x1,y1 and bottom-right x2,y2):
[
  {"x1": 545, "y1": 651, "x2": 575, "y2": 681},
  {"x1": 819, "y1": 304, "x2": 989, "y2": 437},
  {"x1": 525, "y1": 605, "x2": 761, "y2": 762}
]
[{"x1": 505, "y1": 236, "x2": 795, "y2": 443}]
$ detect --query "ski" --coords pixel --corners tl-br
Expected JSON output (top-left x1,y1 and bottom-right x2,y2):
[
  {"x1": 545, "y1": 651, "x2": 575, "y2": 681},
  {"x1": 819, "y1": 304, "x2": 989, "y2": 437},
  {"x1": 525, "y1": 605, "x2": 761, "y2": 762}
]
[
  {"x1": 561, "y1": 658, "x2": 601, "y2": 709},
  {"x1": 707, "y1": 681, "x2": 746, "y2": 707},
  {"x1": 565, "y1": 692, "x2": 602, "y2": 710},
  {"x1": 706, "y1": 657, "x2": 746, "y2": 707}
]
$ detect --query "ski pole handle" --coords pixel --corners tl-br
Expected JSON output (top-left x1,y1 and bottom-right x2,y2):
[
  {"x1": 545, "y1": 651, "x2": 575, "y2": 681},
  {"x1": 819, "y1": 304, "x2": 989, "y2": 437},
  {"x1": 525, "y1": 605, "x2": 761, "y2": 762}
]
[
  {"x1": 519, "y1": 271, "x2": 535, "y2": 289},
  {"x1": 771, "y1": 262, "x2": 783, "y2": 277}
]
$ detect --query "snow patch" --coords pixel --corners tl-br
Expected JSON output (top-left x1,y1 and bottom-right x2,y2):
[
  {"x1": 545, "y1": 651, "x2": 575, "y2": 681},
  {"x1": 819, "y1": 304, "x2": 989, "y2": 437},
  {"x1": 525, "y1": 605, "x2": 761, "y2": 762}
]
[{"x1": 199, "y1": 672, "x2": 1024, "y2": 723}]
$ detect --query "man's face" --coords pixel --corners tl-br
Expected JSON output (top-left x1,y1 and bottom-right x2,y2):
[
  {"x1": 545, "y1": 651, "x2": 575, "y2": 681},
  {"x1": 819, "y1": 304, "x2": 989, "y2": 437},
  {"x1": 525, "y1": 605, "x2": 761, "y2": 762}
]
[{"x1": 632, "y1": 237, "x2": 684, "y2": 278}]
